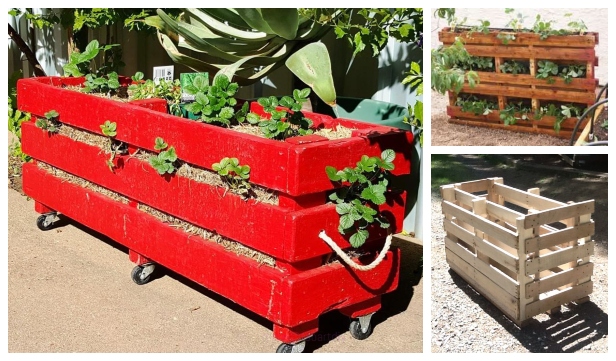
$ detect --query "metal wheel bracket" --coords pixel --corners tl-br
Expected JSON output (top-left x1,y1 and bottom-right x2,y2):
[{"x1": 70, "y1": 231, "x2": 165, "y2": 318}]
[
  {"x1": 289, "y1": 340, "x2": 306, "y2": 353},
  {"x1": 43, "y1": 212, "x2": 57, "y2": 226},
  {"x1": 140, "y1": 264, "x2": 156, "y2": 280},
  {"x1": 358, "y1": 313, "x2": 374, "y2": 333}
]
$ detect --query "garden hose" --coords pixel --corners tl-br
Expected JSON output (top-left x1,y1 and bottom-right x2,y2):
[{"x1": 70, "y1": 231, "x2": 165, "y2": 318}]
[
  {"x1": 318, "y1": 230, "x2": 392, "y2": 271},
  {"x1": 569, "y1": 99, "x2": 608, "y2": 145}
]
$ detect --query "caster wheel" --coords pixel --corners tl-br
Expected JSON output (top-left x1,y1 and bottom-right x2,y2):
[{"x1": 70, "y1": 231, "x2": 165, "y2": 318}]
[
  {"x1": 349, "y1": 319, "x2": 373, "y2": 340},
  {"x1": 276, "y1": 341, "x2": 305, "y2": 353},
  {"x1": 36, "y1": 213, "x2": 56, "y2": 231},
  {"x1": 131, "y1": 264, "x2": 153, "y2": 285}
]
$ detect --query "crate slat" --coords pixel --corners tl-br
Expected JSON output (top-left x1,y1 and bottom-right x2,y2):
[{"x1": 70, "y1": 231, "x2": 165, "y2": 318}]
[
  {"x1": 523, "y1": 200, "x2": 595, "y2": 228},
  {"x1": 524, "y1": 281, "x2": 593, "y2": 319},
  {"x1": 525, "y1": 242, "x2": 594, "y2": 275},
  {"x1": 525, "y1": 221, "x2": 595, "y2": 253},
  {"x1": 525, "y1": 263, "x2": 594, "y2": 298}
]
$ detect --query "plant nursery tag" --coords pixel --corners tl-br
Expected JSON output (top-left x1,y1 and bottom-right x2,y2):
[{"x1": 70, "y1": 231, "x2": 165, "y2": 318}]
[
  {"x1": 180, "y1": 72, "x2": 209, "y2": 102},
  {"x1": 153, "y1": 66, "x2": 174, "y2": 85}
]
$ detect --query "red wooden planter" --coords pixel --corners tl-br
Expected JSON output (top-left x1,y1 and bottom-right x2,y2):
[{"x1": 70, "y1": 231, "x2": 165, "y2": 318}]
[{"x1": 17, "y1": 76, "x2": 413, "y2": 351}]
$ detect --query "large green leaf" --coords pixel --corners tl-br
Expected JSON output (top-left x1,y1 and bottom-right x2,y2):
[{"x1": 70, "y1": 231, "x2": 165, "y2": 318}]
[
  {"x1": 260, "y1": 9, "x2": 299, "y2": 40},
  {"x1": 285, "y1": 42, "x2": 336, "y2": 106}
]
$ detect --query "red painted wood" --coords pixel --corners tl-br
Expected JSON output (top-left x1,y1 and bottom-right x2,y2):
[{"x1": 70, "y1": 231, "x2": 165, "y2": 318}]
[
  {"x1": 128, "y1": 250, "x2": 151, "y2": 265},
  {"x1": 273, "y1": 320, "x2": 319, "y2": 344},
  {"x1": 22, "y1": 123, "x2": 405, "y2": 262},
  {"x1": 17, "y1": 77, "x2": 412, "y2": 196},
  {"x1": 22, "y1": 163, "x2": 398, "y2": 339},
  {"x1": 339, "y1": 296, "x2": 382, "y2": 318},
  {"x1": 34, "y1": 201, "x2": 54, "y2": 214}
]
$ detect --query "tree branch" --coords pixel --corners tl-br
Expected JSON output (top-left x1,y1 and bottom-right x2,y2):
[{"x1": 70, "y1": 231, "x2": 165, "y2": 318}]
[{"x1": 8, "y1": 23, "x2": 47, "y2": 77}]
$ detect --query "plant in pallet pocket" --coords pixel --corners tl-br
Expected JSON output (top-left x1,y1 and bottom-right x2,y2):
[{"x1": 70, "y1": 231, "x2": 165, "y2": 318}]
[
  {"x1": 183, "y1": 74, "x2": 247, "y2": 126},
  {"x1": 212, "y1": 157, "x2": 251, "y2": 198},
  {"x1": 35, "y1": 110, "x2": 60, "y2": 133},
  {"x1": 100, "y1": 120, "x2": 126, "y2": 172},
  {"x1": 247, "y1": 89, "x2": 314, "y2": 140},
  {"x1": 83, "y1": 71, "x2": 121, "y2": 96},
  {"x1": 534, "y1": 103, "x2": 582, "y2": 133},
  {"x1": 129, "y1": 72, "x2": 182, "y2": 116},
  {"x1": 325, "y1": 150, "x2": 395, "y2": 248},
  {"x1": 536, "y1": 60, "x2": 559, "y2": 84},
  {"x1": 149, "y1": 137, "x2": 178, "y2": 175}
]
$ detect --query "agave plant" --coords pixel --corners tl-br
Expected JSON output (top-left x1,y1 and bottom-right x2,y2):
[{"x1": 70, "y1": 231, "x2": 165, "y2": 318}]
[{"x1": 145, "y1": 9, "x2": 332, "y2": 86}]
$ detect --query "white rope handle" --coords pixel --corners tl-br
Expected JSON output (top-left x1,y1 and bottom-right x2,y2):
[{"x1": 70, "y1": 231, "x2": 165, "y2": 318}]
[{"x1": 318, "y1": 230, "x2": 392, "y2": 271}]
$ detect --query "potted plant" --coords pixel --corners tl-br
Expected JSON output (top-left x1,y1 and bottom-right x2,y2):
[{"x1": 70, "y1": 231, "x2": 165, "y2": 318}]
[
  {"x1": 433, "y1": 8, "x2": 598, "y2": 139},
  {"x1": 17, "y1": 22, "x2": 413, "y2": 351}
]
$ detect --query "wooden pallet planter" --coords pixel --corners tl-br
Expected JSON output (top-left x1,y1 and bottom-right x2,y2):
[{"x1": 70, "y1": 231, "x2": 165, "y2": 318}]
[
  {"x1": 440, "y1": 178, "x2": 595, "y2": 326},
  {"x1": 439, "y1": 28, "x2": 599, "y2": 138},
  {"x1": 17, "y1": 76, "x2": 413, "y2": 349}
]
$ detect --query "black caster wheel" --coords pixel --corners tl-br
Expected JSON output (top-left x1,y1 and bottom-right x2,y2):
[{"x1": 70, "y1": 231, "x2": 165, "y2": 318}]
[
  {"x1": 36, "y1": 213, "x2": 56, "y2": 231},
  {"x1": 276, "y1": 341, "x2": 305, "y2": 353},
  {"x1": 349, "y1": 319, "x2": 373, "y2": 340},
  {"x1": 131, "y1": 264, "x2": 154, "y2": 285}
]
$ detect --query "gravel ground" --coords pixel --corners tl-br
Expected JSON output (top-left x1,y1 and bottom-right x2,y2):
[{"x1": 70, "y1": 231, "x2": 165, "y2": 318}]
[
  {"x1": 431, "y1": 154, "x2": 608, "y2": 353},
  {"x1": 431, "y1": 91, "x2": 570, "y2": 146}
]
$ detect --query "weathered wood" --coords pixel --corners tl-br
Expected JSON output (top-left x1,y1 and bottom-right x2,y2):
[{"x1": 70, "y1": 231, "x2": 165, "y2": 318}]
[
  {"x1": 442, "y1": 201, "x2": 518, "y2": 248},
  {"x1": 523, "y1": 200, "x2": 595, "y2": 228},
  {"x1": 524, "y1": 281, "x2": 593, "y2": 319},
  {"x1": 525, "y1": 242, "x2": 594, "y2": 275},
  {"x1": 472, "y1": 71, "x2": 597, "y2": 90},
  {"x1": 447, "y1": 118, "x2": 578, "y2": 139},
  {"x1": 525, "y1": 263, "x2": 594, "y2": 298},
  {"x1": 444, "y1": 219, "x2": 519, "y2": 273},
  {"x1": 446, "y1": 249, "x2": 519, "y2": 321},
  {"x1": 439, "y1": 29, "x2": 598, "y2": 48},
  {"x1": 463, "y1": 45, "x2": 595, "y2": 62},
  {"x1": 525, "y1": 221, "x2": 595, "y2": 253},
  {"x1": 460, "y1": 83, "x2": 596, "y2": 104},
  {"x1": 447, "y1": 106, "x2": 582, "y2": 131}
]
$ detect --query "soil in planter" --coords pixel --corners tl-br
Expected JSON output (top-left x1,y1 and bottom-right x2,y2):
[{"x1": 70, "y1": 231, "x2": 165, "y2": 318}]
[
  {"x1": 65, "y1": 85, "x2": 130, "y2": 102},
  {"x1": 591, "y1": 107, "x2": 608, "y2": 142}
]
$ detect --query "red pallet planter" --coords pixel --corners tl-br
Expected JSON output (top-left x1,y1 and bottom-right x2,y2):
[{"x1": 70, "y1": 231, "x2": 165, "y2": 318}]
[{"x1": 17, "y1": 76, "x2": 413, "y2": 350}]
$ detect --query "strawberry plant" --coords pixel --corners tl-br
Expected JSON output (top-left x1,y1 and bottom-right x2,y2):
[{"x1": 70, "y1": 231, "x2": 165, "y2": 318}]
[
  {"x1": 455, "y1": 95, "x2": 497, "y2": 116},
  {"x1": 99, "y1": 121, "x2": 126, "y2": 172},
  {"x1": 35, "y1": 110, "x2": 60, "y2": 133},
  {"x1": 149, "y1": 138, "x2": 178, "y2": 175},
  {"x1": 212, "y1": 157, "x2": 251, "y2": 198},
  {"x1": 250, "y1": 89, "x2": 314, "y2": 140},
  {"x1": 499, "y1": 60, "x2": 528, "y2": 74},
  {"x1": 129, "y1": 73, "x2": 182, "y2": 116},
  {"x1": 100, "y1": 120, "x2": 117, "y2": 137},
  {"x1": 325, "y1": 150, "x2": 395, "y2": 248},
  {"x1": 183, "y1": 74, "x2": 245, "y2": 126},
  {"x1": 536, "y1": 60, "x2": 559, "y2": 83},
  {"x1": 83, "y1": 71, "x2": 121, "y2": 95}
]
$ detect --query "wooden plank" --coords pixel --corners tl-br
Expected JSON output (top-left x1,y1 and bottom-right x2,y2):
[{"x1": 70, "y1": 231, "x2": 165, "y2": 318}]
[
  {"x1": 447, "y1": 106, "x2": 581, "y2": 130},
  {"x1": 473, "y1": 71, "x2": 597, "y2": 90},
  {"x1": 494, "y1": 183, "x2": 565, "y2": 210},
  {"x1": 525, "y1": 242, "x2": 594, "y2": 275},
  {"x1": 439, "y1": 29, "x2": 598, "y2": 48},
  {"x1": 444, "y1": 219, "x2": 519, "y2": 274},
  {"x1": 460, "y1": 83, "x2": 596, "y2": 104},
  {"x1": 463, "y1": 45, "x2": 596, "y2": 62},
  {"x1": 526, "y1": 222, "x2": 595, "y2": 253},
  {"x1": 446, "y1": 248, "x2": 519, "y2": 321},
  {"x1": 455, "y1": 179, "x2": 490, "y2": 193},
  {"x1": 442, "y1": 201, "x2": 518, "y2": 248},
  {"x1": 447, "y1": 118, "x2": 577, "y2": 139},
  {"x1": 454, "y1": 188, "x2": 483, "y2": 207},
  {"x1": 486, "y1": 201, "x2": 522, "y2": 224},
  {"x1": 524, "y1": 200, "x2": 595, "y2": 228},
  {"x1": 524, "y1": 281, "x2": 593, "y2": 319},
  {"x1": 525, "y1": 263, "x2": 594, "y2": 298}
]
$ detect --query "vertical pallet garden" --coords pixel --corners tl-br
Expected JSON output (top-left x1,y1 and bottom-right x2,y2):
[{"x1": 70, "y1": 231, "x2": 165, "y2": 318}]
[
  {"x1": 439, "y1": 28, "x2": 599, "y2": 139},
  {"x1": 440, "y1": 178, "x2": 595, "y2": 326},
  {"x1": 17, "y1": 76, "x2": 413, "y2": 351}
]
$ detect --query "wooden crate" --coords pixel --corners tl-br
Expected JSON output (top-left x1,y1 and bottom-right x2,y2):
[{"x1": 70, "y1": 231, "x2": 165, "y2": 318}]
[
  {"x1": 439, "y1": 28, "x2": 599, "y2": 138},
  {"x1": 440, "y1": 178, "x2": 595, "y2": 326}
]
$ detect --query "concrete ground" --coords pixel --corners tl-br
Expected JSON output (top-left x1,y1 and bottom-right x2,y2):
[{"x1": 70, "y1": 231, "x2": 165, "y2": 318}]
[{"x1": 7, "y1": 188, "x2": 422, "y2": 353}]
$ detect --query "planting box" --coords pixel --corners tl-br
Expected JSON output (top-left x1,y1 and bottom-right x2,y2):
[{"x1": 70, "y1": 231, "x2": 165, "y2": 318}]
[
  {"x1": 439, "y1": 28, "x2": 599, "y2": 139},
  {"x1": 440, "y1": 178, "x2": 595, "y2": 326},
  {"x1": 17, "y1": 76, "x2": 413, "y2": 351}
]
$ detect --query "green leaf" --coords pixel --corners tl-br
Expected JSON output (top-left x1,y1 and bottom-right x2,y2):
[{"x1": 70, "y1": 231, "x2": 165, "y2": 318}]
[
  {"x1": 325, "y1": 166, "x2": 341, "y2": 181},
  {"x1": 45, "y1": 110, "x2": 59, "y2": 119},
  {"x1": 361, "y1": 187, "x2": 386, "y2": 205},
  {"x1": 380, "y1": 149, "x2": 395, "y2": 163},
  {"x1": 336, "y1": 203, "x2": 353, "y2": 215},
  {"x1": 349, "y1": 230, "x2": 369, "y2": 248},
  {"x1": 339, "y1": 214, "x2": 354, "y2": 230}
]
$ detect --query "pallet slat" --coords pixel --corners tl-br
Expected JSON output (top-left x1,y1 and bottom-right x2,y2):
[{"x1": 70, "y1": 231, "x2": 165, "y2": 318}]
[
  {"x1": 526, "y1": 222, "x2": 595, "y2": 253},
  {"x1": 525, "y1": 242, "x2": 594, "y2": 275},
  {"x1": 439, "y1": 29, "x2": 598, "y2": 48},
  {"x1": 524, "y1": 281, "x2": 593, "y2": 319},
  {"x1": 525, "y1": 263, "x2": 594, "y2": 298},
  {"x1": 523, "y1": 200, "x2": 595, "y2": 228}
]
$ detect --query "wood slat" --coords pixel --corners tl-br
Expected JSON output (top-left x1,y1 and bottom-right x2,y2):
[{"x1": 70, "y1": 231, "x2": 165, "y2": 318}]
[
  {"x1": 493, "y1": 183, "x2": 565, "y2": 210},
  {"x1": 454, "y1": 179, "x2": 490, "y2": 193},
  {"x1": 525, "y1": 222, "x2": 595, "y2": 253},
  {"x1": 473, "y1": 71, "x2": 597, "y2": 90},
  {"x1": 525, "y1": 242, "x2": 594, "y2": 275},
  {"x1": 442, "y1": 201, "x2": 518, "y2": 248},
  {"x1": 463, "y1": 45, "x2": 596, "y2": 62},
  {"x1": 523, "y1": 200, "x2": 595, "y2": 228},
  {"x1": 446, "y1": 248, "x2": 519, "y2": 321},
  {"x1": 447, "y1": 106, "x2": 582, "y2": 130},
  {"x1": 439, "y1": 29, "x2": 598, "y2": 48},
  {"x1": 460, "y1": 83, "x2": 596, "y2": 104},
  {"x1": 454, "y1": 188, "x2": 483, "y2": 207},
  {"x1": 444, "y1": 219, "x2": 519, "y2": 273},
  {"x1": 525, "y1": 263, "x2": 594, "y2": 298},
  {"x1": 524, "y1": 281, "x2": 593, "y2": 319}
]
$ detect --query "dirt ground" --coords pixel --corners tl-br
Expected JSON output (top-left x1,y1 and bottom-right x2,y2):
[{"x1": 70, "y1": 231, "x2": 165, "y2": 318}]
[
  {"x1": 431, "y1": 91, "x2": 570, "y2": 146},
  {"x1": 431, "y1": 154, "x2": 608, "y2": 352}
]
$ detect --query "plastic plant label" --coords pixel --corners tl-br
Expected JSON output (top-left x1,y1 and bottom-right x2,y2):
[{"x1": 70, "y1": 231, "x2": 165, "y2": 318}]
[{"x1": 153, "y1": 66, "x2": 174, "y2": 85}]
